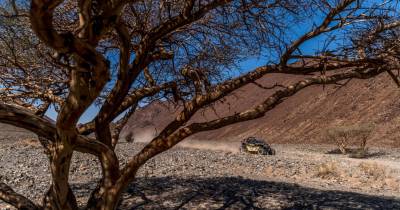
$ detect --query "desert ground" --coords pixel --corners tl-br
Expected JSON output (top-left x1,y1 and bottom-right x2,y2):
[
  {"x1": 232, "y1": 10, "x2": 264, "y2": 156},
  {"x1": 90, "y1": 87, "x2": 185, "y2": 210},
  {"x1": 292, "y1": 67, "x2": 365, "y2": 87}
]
[
  {"x1": 1, "y1": 124, "x2": 400, "y2": 210},
  {"x1": 3, "y1": 0, "x2": 400, "y2": 209}
]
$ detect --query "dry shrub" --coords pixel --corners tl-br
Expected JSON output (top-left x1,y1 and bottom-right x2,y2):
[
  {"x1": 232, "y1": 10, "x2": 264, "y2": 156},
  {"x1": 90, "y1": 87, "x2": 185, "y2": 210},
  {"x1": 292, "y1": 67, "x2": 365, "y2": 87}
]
[
  {"x1": 125, "y1": 132, "x2": 134, "y2": 143},
  {"x1": 326, "y1": 123, "x2": 374, "y2": 156},
  {"x1": 20, "y1": 138, "x2": 40, "y2": 148},
  {"x1": 348, "y1": 148, "x2": 369, "y2": 159},
  {"x1": 326, "y1": 126, "x2": 350, "y2": 154},
  {"x1": 357, "y1": 162, "x2": 400, "y2": 190},
  {"x1": 316, "y1": 162, "x2": 338, "y2": 178},
  {"x1": 358, "y1": 162, "x2": 387, "y2": 180},
  {"x1": 384, "y1": 178, "x2": 400, "y2": 190}
]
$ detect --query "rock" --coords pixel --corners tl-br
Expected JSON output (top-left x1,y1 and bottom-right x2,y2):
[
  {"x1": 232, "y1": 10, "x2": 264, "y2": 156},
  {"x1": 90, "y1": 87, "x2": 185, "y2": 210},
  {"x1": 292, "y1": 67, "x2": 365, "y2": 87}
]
[{"x1": 1, "y1": 141, "x2": 400, "y2": 209}]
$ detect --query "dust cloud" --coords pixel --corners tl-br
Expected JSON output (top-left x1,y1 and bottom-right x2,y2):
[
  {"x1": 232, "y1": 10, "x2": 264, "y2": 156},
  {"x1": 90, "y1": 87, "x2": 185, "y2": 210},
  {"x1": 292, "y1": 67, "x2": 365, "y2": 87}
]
[
  {"x1": 129, "y1": 130, "x2": 240, "y2": 153},
  {"x1": 177, "y1": 139, "x2": 240, "y2": 153}
]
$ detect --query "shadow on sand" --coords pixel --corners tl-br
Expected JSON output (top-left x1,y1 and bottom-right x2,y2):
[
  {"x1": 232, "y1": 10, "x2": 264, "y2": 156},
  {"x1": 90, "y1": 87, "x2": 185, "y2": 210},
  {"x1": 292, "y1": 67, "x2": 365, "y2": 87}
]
[
  {"x1": 72, "y1": 176, "x2": 400, "y2": 210},
  {"x1": 325, "y1": 148, "x2": 387, "y2": 158}
]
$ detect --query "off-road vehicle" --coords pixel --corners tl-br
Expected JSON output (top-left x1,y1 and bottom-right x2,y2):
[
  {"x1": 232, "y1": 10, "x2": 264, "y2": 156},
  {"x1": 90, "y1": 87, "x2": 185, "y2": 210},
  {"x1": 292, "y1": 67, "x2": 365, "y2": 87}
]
[{"x1": 240, "y1": 137, "x2": 275, "y2": 155}]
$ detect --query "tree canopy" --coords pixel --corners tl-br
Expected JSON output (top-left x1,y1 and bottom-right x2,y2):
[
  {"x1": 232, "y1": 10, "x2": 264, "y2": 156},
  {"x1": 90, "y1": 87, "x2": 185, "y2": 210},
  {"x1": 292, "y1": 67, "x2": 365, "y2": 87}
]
[{"x1": 0, "y1": 0, "x2": 400, "y2": 209}]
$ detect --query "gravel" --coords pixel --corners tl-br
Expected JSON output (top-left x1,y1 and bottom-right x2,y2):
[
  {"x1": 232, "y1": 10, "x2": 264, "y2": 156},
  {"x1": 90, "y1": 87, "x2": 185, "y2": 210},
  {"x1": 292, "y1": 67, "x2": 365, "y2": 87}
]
[{"x1": 1, "y1": 140, "x2": 400, "y2": 209}]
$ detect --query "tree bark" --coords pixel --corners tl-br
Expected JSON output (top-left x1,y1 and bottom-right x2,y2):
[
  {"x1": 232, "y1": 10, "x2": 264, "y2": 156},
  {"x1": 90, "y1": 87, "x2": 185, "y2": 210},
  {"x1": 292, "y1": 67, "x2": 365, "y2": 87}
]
[
  {"x1": 42, "y1": 185, "x2": 78, "y2": 210},
  {"x1": 0, "y1": 182, "x2": 39, "y2": 210},
  {"x1": 86, "y1": 181, "x2": 120, "y2": 210},
  {"x1": 41, "y1": 136, "x2": 76, "y2": 210}
]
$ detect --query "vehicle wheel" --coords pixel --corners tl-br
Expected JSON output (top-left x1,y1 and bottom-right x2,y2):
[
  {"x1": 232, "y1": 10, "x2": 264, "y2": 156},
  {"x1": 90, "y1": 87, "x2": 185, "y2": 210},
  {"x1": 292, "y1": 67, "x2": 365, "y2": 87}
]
[
  {"x1": 258, "y1": 148, "x2": 266, "y2": 155},
  {"x1": 240, "y1": 145, "x2": 246, "y2": 153},
  {"x1": 270, "y1": 149, "x2": 276, "y2": 155}
]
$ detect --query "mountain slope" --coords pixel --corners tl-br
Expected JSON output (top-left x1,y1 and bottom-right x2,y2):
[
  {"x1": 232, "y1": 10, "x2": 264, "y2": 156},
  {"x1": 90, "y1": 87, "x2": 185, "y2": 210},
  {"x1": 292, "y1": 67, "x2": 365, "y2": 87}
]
[{"x1": 123, "y1": 73, "x2": 400, "y2": 147}]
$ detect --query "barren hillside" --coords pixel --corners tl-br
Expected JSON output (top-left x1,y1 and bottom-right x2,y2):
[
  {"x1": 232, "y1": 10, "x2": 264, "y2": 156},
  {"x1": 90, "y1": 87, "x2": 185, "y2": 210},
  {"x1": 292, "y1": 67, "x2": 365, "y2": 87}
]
[{"x1": 121, "y1": 73, "x2": 400, "y2": 147}]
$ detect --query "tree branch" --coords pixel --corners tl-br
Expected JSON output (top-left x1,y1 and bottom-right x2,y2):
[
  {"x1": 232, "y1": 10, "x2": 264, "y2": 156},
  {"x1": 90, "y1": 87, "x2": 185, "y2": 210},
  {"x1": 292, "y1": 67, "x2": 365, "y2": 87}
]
[
  {"x1": 78, "y1": 81, "x2": 177, "y2": 136},
  {"x1": 280, "y1": 0, "x2": 356, "y2": 65},
  {"x1": 0, "y1": 103, "x2": 56, "y2": 141},
  {"x1": 116, "y1": 60, "x2": 387, "y2": 197},
  {"x1": 94, "y1": 0, "x2": 234, "y2": 135},
  {"x1": 0, "y1": 103, "x2": 119, "y2": 191},
  {"x1": 0, "y1": 182, "x2": 39, "y2": 210}
]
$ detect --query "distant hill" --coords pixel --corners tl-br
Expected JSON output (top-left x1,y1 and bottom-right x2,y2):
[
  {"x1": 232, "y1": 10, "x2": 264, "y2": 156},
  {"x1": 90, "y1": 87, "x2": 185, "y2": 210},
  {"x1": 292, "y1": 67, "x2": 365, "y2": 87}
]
[
  {"x1": 121, "y1": 73, "x2": 400, "y2": 148},
  {"x1": 2, "y1": 73, "x2": 399, "y2": 148},
  {"x1": 0, "y1": 123, "x2": 36, "y2": 143}
]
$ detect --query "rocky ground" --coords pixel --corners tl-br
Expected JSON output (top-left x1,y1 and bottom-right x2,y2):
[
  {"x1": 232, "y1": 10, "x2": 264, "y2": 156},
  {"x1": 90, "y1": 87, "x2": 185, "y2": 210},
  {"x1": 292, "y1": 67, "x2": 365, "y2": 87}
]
[{"x1": 1, "y1": 137, "x2": 400, "y2": 209}]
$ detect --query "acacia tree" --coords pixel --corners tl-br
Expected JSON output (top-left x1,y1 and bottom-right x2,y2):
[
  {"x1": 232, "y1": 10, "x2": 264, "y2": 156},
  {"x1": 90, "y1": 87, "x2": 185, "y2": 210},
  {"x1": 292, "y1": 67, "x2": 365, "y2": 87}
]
[{"x1": 0, "y1": 0, "x2": 399, "y2": 209}]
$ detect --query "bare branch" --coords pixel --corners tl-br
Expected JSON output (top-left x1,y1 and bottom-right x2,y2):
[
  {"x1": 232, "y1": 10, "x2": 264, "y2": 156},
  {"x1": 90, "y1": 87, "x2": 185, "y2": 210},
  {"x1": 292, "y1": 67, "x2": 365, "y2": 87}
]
[
  {"x1": 280, "y1": 0, "x2": 356, "y2": 65},
  {"x1": 0, "y1": 182, "x2": 39, "y2": 210},
  {"x1": 0, "y1": 103, "x2": 56, "y2": 141}
]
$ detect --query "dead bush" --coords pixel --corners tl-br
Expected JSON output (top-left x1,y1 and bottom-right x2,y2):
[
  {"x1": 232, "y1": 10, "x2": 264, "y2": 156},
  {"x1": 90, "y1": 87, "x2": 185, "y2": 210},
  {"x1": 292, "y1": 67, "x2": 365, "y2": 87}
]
[
  {"x1": 326, "y1": 123, "x2": 374, "y2": 156},
  {"x1": 20, "y1": 138, "x2": 41, "y2": 148},
  {"x1": 358, "y1": 162, "x2": 387, "y2": 180},
  {"x1": 357, "y1": 162, "x2": 400, "y2": 189},
  {"x1": 326, "y1": 126, "x2": 350, "y2": 154},
  {"x1": 348, "y1": 148, "x2": 369, "y2": 158},
  {"x1": 125, "y1": 132, "x2": 134, "y2": 143},
  {"x1": 316, "y1": 162, "x2": 338, "y2": 178}
]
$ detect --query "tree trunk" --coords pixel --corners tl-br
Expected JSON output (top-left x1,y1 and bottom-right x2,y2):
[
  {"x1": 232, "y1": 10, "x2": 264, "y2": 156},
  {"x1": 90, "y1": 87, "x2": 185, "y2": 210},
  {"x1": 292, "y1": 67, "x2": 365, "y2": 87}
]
[
  {"x1": 42, "y1": 138, "x2": 77, "y2": 210},
  {"x1": 86, "y1": 168, "x2": 141, "y2": 210},
  {"x1": 42, "y1": 186, "x2": 78, "y2": 210},
  {"x1": 86, "y1": 179, "x2": 112, "y2": 210},
  {"x1": 86, "y1": 180, "x2": 121, "y2": 210},
  {"x1": 86, "y1": 180, "x2": 104, "y2": 210}
]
